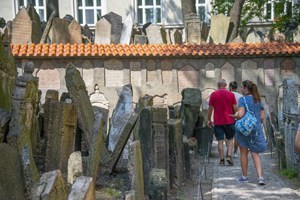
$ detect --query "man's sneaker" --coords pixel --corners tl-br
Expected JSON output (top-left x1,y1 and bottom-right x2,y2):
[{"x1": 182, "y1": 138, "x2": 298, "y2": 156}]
[
  {"x1": 238, "y1": 176, "x2": 249, "y2": 183},
  {"x1": 233, "y1": 153, "x2": 238, "y2": 158},
  {"x1": 258, "y1": 177, "x2": 265, "y2": 185},
  {"x1": 226, "y1": 155, "x2": 234, "y2": 165},
  {"x1": 219, "y1": 159, "x2": 225, "y2": 166}
]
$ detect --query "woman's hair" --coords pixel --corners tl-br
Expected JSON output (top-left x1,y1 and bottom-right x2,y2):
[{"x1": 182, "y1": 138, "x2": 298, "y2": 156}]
[
  {"x1": 242, "y1": 80, "x2": 261, "y2": 103},
  {"x1": 229, "y1": 81, "x2": 238, "y2": 90}
]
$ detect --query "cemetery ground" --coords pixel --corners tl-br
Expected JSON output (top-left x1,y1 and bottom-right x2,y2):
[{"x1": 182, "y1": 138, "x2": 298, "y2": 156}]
[{"x1": 89, "y1": 138, "x2": 300, "y2": 200}]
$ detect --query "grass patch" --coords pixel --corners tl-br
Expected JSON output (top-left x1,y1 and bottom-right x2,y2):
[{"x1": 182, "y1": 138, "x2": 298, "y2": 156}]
[
  {"x1": 280, "y1": 169, "x2": 298, "y2": 179},
  {"x1": 104, "y1": 188, "x2": 121, "y2": 198}
]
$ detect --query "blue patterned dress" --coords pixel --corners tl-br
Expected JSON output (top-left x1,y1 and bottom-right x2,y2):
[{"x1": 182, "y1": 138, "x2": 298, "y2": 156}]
[{"x1": 236, "y1": 95, "x2": 267, "y2": 153}]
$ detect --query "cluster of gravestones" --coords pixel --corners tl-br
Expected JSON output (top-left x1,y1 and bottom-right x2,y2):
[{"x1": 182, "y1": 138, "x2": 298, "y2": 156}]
[
  {"x1": 1, "y1": 5, "x2": 300, "y2": 46},
  {"x1": 0, "y1": 60, "x2": 214, "y2": 199}
]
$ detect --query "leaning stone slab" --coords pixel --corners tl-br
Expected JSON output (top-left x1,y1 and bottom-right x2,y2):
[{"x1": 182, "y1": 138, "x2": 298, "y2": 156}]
[
  {"x1": 102, "y1": 12, "x2": 123, "y2": 44},
  {"x1": 108, "y1": 112, "x2": 139, "y2": 173},
  {"x1": 32, "y1": 170, "x2": 67, "y2": 200},
  {"x1": 120, "y1": 14, "x2": 134, "y2": 45},
  {"x1": 0, "y1": 143, "x2": 24, "y2": 200},
  {"x1": 207, "y1": 14, "x2": 230, "y2": 44},
  {"x1": 95, "y1": 18, "x2": 111, "y2": 44},
  {"x1": 68, "y1": 176, "x2": 95, "y2": 200},
  {"x1": 65, "y1": 62, "x2": 95, "y2": 149},
  {"x1": 282, "y1": 78, "x2": 299, "y2": 115},
  {"x1": 68, "y1": 151, "x2": 83, "y2": 185}
]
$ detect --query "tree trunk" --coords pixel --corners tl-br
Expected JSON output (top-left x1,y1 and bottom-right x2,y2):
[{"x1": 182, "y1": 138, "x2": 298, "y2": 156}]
[
  {"x1": 181, "y1": 0, "x2": 196, "y2": 20},
  {"x1": 228, "y1": 0, "x2": 245, "y2": 42}
]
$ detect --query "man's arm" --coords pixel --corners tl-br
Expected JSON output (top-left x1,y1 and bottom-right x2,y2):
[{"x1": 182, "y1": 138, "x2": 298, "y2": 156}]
[{"x1": 207, "y1": 106, "x2": 214, "y2": 128}]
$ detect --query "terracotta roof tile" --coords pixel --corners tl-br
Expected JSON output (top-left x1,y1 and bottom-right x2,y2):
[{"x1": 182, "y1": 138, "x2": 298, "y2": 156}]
[{"x1": 10, "y1": 42, "x2": 300, "y2": 58}]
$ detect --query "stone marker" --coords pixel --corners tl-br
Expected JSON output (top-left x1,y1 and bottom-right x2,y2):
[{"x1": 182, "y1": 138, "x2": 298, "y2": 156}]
[
  {"x1": 68, "y1": 151, "x2": 83, "y2": 185},
  {"x1": 282, "y1": 78, "x2": 298, "y2": 115},
  {"x1": 108, "y1": 85, "x2": 134, "y2": 152},
  {"x1": 27, "y1": 4, "x2": 42, "y2": 43},
  {"x1": 120, "y1": 14, "x2": 134, "y2": 45},
  {"x1": 43, "y1": 90, "x2": 59, "y2": 140},
  {"x1": 146, "y1": 24, "x2": 165, "y2": 44},
  {"x1": 95, "y1": 17, "x2": 111, "y2": 44},
  {"x1": 68, "y1": 176, "x2": 95, "y2": 200},
  {"x1": 11, "y1": 7, "x2": 32, "y2": 44},
  {"x1": 185, "y1": 13, "x2": 201, "y2": 44},
  {"x1": 149, "y1": 168, "x2": 167, "y2": 200},
  {"x1": 32, "y1": 170, "x2": 67, "y2": 200},
  {"x1": 293, "y1": 25, "x2": 300, "y2": 42},
  {"x1": 69, "y1": 19, "x2": 82, "y2": 44},
  {"x1": 207, "y1": 14, "x2": 230, "y2": 44},
  {"x1": 0, "y1": 143, "x2": 24, "y2": 200},
  {"x1": 103, "y1": 12, "x2": 123, "y2": 44},
  {"x1": 246, "y1": 28, "x2": 262, "y2": 43},
  {"x1": 65, "y1": 62, "x2": 95, "y2": 149},
  {"x1": 48, "y1": 18, "x2": 70, "y2": 44},
  {"x1": 134, "y1": 34, "x2": 147, "y2": 44}
]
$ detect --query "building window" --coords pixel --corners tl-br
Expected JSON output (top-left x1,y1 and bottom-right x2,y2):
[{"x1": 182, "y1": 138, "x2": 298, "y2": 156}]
[
  {"x1": 16, "y1": 0, "x2": 46, "y2": 21},
  {"x1": 196, "y1": 0, "x2": 209, "y2": 22},
  {"x1": 77, "y1": 0, "x2": 102, "y2": 25},
  {"x1": 137, "y1": 0, "x2": 162, "y2": 25},
  {"x1": 265, "y1": 0, "x2": 292, "y2": 21}
]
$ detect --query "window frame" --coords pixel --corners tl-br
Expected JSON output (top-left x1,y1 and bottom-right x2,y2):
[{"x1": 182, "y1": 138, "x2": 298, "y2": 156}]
[
  {"x1": 75, "y1": 0, "x2": 104, "y2": 26},
  {"x1": 136, "y1": 0, "x2": 163, "y2": 25},
  {"x1": 264, "y1": 0, "x2": 293, "y2": 21},
  {"x1": 195, "y1": 0, "x2": 210, "y2": 22},
  {"x1": 15, "y1": 0, "x2": 46, "y2": 21}
]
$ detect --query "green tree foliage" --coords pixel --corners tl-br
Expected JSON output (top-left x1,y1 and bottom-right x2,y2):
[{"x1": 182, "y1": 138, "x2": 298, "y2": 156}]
[{"x1": 211, "y1": 0, "x2": 300, "y2": 32}]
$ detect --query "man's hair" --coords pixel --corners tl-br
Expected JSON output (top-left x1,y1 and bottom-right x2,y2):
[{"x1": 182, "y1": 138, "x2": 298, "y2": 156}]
[
  {"x1": 217, "y1": 79, "x2": 227, "y2": 87},
  {"x1": 229, "y1": 81, "x2": 238, "y2": 90}
]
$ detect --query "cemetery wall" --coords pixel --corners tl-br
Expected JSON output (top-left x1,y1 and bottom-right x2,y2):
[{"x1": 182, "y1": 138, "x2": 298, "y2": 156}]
[{"x1": 14, "y1": 56, "x2": 300, "y2": 118}]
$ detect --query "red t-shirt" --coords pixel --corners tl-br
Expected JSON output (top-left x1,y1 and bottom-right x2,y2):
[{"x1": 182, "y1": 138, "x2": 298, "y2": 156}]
[{"x1": 209, "y1": 88, "x2": 236, "y2": 125}]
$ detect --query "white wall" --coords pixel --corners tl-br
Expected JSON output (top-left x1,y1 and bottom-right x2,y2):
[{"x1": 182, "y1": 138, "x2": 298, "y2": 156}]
[{"x1": 0, "y1": 1, "x2": 16, "y2": 22}]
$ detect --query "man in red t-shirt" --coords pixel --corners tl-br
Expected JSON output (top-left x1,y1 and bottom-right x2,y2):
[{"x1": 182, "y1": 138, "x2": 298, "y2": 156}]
[{"x1": 207, "y1": 79, "x2": 237, "y2": 166}]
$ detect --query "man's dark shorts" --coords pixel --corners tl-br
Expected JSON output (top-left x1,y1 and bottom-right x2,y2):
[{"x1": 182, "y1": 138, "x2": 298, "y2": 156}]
[{"x1": 214, "y1": 123, "x2": 235, "y2": 140}]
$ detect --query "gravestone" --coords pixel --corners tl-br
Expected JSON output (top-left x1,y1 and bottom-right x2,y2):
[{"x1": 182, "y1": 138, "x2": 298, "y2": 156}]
[
  {"x1": 32, "y1": 170, "x2": 67, "y2": 200},
  {"x1": 27, "y1": 4, "x2": 42, "y2": 43},
  {"x1": 43, "y1": 89, "x2": 59, "y2": 140},
  {"x1": 68, "y1": 176, "x2": 95, "y2": 200},
  {"x1": 293, "y1": 25, "x2": 300, "y2": 42},
  {"x1": 246, "y1": 28, "x2": 262, "y2": 43},
  {"x1": 146, "y1": 24, "x2": 165, "y2": 44},
  {"x1": 120, "y1": 14, "x2": 134, "y2": 45},
  {"x1": 231, "y1": 35, "x2": 244, "y2": 43},
  {"x1": 108, "y1": 85, "x2": 134, "y2": 152},
  {"x1": 173, "y1": 30, "x2": 182, "y2": 44},
  {"x1": 7, "y1": 61, "x2": 39, "y2": 193},
  {"x1": 128, "y1": 141, "x2": 145, "y2": 200},
  {"x1": 134, "y1": 34, "x2": 147, "y2": 44},
  {"x1": 0, "y1": 143, "x2": 24, "y2": 200},
  {"x1": 11, "y1": 7, "x2": 32, "y2": 44},
  {"x1": 68, "y1": 151, "x2": 83, "y2": 185},
  {"x1": 0, "y1": 109, "x2": 11, "y2": 142},
  {"x1": 95, "y1": 18, "x2": 111, "y2": 44},
  {"x1": 180, "y1": 88, "x2": 202, "y2": 138},
  {"x1": 149, "y1": 168, "x2": 167, "y2": 200},
  {"x1": 103, "y1": 12, "x2": 123, "y2": 44},
  {"x1": 185, "y1": 13, "x2": 201, "y2": 44},
  {"x1": 282, "y1": 78, "x2": 298, "y2": 115},
  {"x1": 69, "y1": 19, "x2": 82, "y2": 44},
  {"x1": 48, "y1": 18, "x2": 70, "y2": 44},
  {"x1": 207, "y1": 14, "x2": 230, "y2": 44},
  {"x1": 65, "y1": 62, "x2": 95, "y2": 149},
  {"x1": 45, "y1": 101, "x2": 77, "y2": 176}
]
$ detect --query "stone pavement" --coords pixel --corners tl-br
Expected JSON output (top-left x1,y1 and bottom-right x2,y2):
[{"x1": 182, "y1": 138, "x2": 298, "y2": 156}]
[{"x1": 211, "y1": 140, "x2": 300, "y2": 200}]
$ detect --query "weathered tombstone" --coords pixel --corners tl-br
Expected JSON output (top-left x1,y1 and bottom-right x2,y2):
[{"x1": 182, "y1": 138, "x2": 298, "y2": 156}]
[
  {"x1": 128, "y1": 141, "x2": 145, "y2": 200},
  {"x1": 103, "y1": 12, "x2": 123, "y2": 44},
  {"x1": 11, "y1": 7, "x2": 32, "y2": 44},
  {"x1": 0, "y1": 143, "x2": 24, "y2": 200},
  {"x1": 245, "y1": 28, "x2": 262, "y2": 43},
  {"x1": 149, "y1": 168, "x2": 167, "y2": 200},
  {"x1": 27, "y1": 4, "x2": 42, "y2": 43},
  {"x1": 68, "y1": 176, "x2": 95, "y2": 200},
  {"x1": 108, "y1": 85, "x2": 134, "y2": 152},
  {"x1": 120, "y1": 14, "x2": 134, "y2": 44},
  {"x1": 180, "y1": 88, "x2": 202, "y2": 138},
  {"x1": 68, "y1": 151, "x2": 83, "y2": 185},
  {"x1": 32, "y1": 170, "x2": 67, "y2": 200},
  {"x1": 134, "y1": 34, "x2": 147, "y2": 44},
  {"x1": 95, "y1": 17, "x2": 111, "y2": 44},
  {"x1": 65, "y1": 62, "x2": 95, "y2": 149},
  {"x1": 7, "y1": 61, "x2": 40, "y2": 194},
  {"x1": 45, "y1": 101, "x2": 77, "y2": 176},
  {"x1": 173, "y1": 29, "x2": 182, "y2": 44},
  {"x1": 207, "y1": 14, "x2": 230, "y2": 44},
  {"x1": 43, "y1": 89, "x2": 59, "y2": 140},
  {"x1": 185, "y1": 13, "x2": 201, "y2": 44},
  {"x1": 283, "y1": 78, "x2": 299, "y2": 115},
  {"x1": 146, "y1": 24, "x2": 165, "y2": 44},
  {"x1": 293, "y1": 25, "x2": 300, "y2": 42},
  {"x1": 69, "y1": 19, "x2": 82, "y2": 44},
  {"x1": 231, "y1": 35, "x2": 244, "y2": 43},
  {"x1": 168, "y1": 119, "x2": 184, "y2": 188},
  {"x1": 0, "y1": 108, "x2": 11, "y2": 142},
  {"x1": 48, "y1": 18, "x2": 70, "y2": 43}
]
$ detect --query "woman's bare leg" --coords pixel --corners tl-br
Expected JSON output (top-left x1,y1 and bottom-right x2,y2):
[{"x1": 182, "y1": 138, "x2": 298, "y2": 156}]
[
  {"x1": 239, "y1": 146, "x2": 249, "y2": 176},
  {"x1": 251, "y1": 151, "x2": 263, "y2": 178}
]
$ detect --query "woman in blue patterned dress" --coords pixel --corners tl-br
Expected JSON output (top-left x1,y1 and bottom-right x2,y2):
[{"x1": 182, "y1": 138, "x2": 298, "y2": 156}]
[{"x1": 234, "y1": 80, "x2": 267, "y2": 185}]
